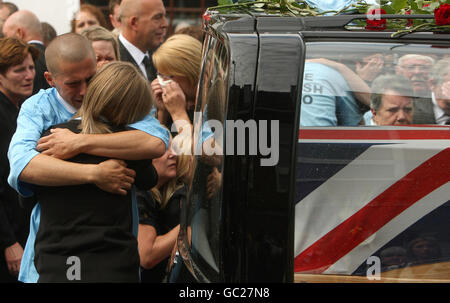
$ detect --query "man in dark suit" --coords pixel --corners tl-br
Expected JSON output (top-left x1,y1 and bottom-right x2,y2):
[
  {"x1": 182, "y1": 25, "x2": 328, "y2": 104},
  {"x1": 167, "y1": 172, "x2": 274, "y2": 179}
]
[
  {"x1": 430, "y1": 58, "x2": 450, "y2": 125},
  {"x1": 3, "y1": 10, "x2": 50, "y2": 96},
  {"x1": 117, "y1": 0, "x2": 168, "y2": 81},
  {"x1": 395, "y1": 54, "x2": 436, "y2": 124}
]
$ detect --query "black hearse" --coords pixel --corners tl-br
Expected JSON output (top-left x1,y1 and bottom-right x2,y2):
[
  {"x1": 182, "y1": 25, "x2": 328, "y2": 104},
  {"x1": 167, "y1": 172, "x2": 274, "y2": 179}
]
[{"x1": 167, "y1": 7, "x2": 450, "y2": 283}]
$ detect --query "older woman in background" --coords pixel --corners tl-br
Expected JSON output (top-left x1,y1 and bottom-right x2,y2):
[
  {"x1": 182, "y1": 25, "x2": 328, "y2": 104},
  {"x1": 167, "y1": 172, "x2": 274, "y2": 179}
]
[
  {"x1": 0, "y1": 37, "x2": 38, "y2": 282},
  {"x1": 80, "y1": 25, "x2": 120, "y2": 70},
  {"x1": 71, "y1": 4, "x2": 108, "y2": 34}
]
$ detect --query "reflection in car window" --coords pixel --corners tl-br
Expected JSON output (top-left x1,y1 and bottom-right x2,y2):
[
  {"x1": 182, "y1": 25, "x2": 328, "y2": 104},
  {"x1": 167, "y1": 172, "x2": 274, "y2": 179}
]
[
  {"x1": 184, "y1": 35, "x2": 229, "y2": 280},
  {"x1": 295, "y1": 42, "x2": 450, "y2": 282},
  {"x1": 300, "y1": 42, "x2": 450, "y2": 127}
]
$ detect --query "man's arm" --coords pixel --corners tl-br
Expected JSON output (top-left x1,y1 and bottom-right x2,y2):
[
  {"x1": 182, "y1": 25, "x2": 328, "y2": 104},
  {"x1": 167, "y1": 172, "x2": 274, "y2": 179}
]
[
  {"x1": 138, "y1": 224, "x2": 180, "y2": 269},
  {"x1": 307, "y1": 58, "x2": 371, "y2": 107},
  {"x1": 20, "y1": 154, "x2": 136, "y2": 196},
  {"x1": 8, "y1": 99, "x2": 54, "y2": 196},
  {"x1": 36, "y1": 112, "x2": 170, "y2": 160},
  {"x1": 37, "y1": 128, "x2": 166, "y2": 160},
  {"x1": 8, "y1": 96, "x2": 140, "y2": 196}
]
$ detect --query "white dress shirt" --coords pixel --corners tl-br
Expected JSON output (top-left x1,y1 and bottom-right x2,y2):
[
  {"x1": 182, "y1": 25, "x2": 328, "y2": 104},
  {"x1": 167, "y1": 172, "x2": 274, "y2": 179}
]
[
  {"x1": 118, "y1": 34, "x2": 150, "y2": 79},
  {"x1": 432, "y1": 92, "x2": 450, "y2": 125}
]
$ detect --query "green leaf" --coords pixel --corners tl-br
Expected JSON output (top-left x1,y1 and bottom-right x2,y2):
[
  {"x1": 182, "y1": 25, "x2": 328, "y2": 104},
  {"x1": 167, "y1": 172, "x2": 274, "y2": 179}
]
[
  {"x1": 217, "y1": 0, "x2": 233, "y2": 5},
  {"x1": 391, "y1": 0, "x2": 407, "y2": 12},
  {"x1": 409, "y1": 0, "x2": 419, "y2": 10},
  {"x1": 382, "y1": 5, "x2": 395, "y2": 14}
]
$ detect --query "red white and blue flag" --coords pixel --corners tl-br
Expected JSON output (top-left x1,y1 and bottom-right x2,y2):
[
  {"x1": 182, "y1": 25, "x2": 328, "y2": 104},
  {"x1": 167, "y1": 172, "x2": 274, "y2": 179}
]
[{"x1": 294, "y1": 126, "x2": 450, "y2": 274}]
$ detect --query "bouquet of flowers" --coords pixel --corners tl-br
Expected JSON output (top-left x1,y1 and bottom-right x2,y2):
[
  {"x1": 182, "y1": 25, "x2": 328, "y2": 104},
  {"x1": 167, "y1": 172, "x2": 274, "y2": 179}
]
[{"x1": 209, "y1": 0, "x2": 450, "y2": 34}]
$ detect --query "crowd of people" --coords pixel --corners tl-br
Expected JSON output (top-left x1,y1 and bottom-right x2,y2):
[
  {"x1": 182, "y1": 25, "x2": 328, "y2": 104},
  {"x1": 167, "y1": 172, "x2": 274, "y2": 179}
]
[
  {"x1": 0, "y1": 0, "x2": 449, "y2": 283},
  {"x1": 302, "y1": 50, "x2": 450, "y2": 127}
]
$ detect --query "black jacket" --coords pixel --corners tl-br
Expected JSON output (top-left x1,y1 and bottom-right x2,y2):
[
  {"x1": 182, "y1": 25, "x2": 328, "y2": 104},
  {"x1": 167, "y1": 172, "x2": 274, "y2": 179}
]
[
  {"x1": 0, "y1": 91, "x2": 30, "y2": 252},
  {"x1": 29, "y1": 42, "x2": 50, "y2": 95},
  {"x1": 118, "y1": 39, "x2": 157, "y2": 81}
]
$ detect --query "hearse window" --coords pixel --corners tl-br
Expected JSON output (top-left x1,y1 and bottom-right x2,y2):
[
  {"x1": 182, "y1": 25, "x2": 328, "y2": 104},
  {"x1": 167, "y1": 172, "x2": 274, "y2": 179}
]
[
  {"x1": 300, "y1": 42, "x2": 450, "y2": 127},
  {"x1": 295, "y1": 42, "x2": 450, "y2": 282},
  {"x1": 183, "y1": 34, "x2": 229, "y2": 280}
]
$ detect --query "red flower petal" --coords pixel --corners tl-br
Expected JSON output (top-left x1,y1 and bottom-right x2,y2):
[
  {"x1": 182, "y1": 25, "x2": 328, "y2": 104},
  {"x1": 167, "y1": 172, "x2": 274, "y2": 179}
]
[
  {"x1": 366, "y1": 8, "x2": 387, "y2": 30},
  {"x1": 434, "y1": 4, "x2": 450, "y2": 26}
]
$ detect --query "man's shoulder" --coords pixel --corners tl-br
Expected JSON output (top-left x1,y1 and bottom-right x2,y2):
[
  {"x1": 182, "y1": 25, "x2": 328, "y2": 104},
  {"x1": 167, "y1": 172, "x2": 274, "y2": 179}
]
[
  {"x1": 118, "y1": 39, "x2": 133, "y2": 61},
  {"x1": 21, "y1": 88, "x2": 57, "y2": 108},
  {"x1": 118, "y1": 37, "x2": 141, "y2": 67},
  {"x1": 304, "y1": 62, "x2": 346, "y2": 83},
  {"x1": 19, "y1": 88, "x2": 68, "y2": 121}
]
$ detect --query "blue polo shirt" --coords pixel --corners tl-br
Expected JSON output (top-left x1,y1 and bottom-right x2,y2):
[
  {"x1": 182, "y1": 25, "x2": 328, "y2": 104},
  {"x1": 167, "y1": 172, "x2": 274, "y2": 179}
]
[
  {"x1": 300, "y1": 62, "x2": 362, "y2": 127},
  {"x1": 8, "y1": 88, "x2": 169, "y2": 282}
]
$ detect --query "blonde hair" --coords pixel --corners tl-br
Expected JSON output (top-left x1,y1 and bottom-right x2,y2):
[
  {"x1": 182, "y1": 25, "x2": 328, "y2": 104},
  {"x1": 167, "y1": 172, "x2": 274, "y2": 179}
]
[
  {"x1": 151, "y1": 133, "x2": 192, "y2": 209},
  {"x1": 76, "y1": 61, "x2": 153, "y2": 134},
  {"x1": 80, "y1": 25, "x2": 121, "y2": 61},
  {"x1": 152, "y1": 34, "x2": 202, "y2": 87}
]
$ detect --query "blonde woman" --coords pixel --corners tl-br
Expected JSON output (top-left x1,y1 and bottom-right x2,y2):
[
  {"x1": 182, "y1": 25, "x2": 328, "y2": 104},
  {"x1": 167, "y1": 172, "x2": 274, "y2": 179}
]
[
  {"x1": 150, "y1": 34, "x2": 216, "y2": 159},
  {"x1": 137, "y1": 133, "x2": 192, "y2": 282},
  {"x1": 151, "y1": 34, "x2": 202, "y2": 132},
  {"x1": 30, "y1": 62, "x2": 158, "y2": 282},
  {"x1": 80, "y1": 25, "x2": 120, "y2": 70}
]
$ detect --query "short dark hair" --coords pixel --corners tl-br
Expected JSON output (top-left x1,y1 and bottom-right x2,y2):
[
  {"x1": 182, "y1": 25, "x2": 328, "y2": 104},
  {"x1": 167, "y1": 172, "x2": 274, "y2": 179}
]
[
  {"x1": 71, "y1": 4, "x2": 108, "y2": 33},
  {"x1": 0, "y1": 2, "x2": 19, "y2": 15},
  {"x1": 370, "y1": 74, "x2": 414, "y2": 112},
  {"x1": 0, "y1": 37, "x2": 40, "y2": 74},
  {"x1": 109, "y1": 0, "x2": 122, "y2": 14},
  {"x1": 41, "y1": 22, "x2": 57, "y2": 46}
]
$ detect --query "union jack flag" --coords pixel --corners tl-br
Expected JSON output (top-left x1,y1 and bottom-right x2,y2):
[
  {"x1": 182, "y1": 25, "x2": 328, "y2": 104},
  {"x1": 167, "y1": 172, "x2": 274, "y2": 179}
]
[{"x1": 294, "y1": 126, "x2": 450, "y2": 275}]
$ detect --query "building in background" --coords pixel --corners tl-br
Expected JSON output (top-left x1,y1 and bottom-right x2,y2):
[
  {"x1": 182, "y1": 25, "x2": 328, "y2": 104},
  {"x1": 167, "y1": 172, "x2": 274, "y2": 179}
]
[
  {"x1": 7, "y1": 0, "x2": 80, "y2": 35},
  {"x1": 6, "y1": 0, "x2": 216, "y2": 36},
  {"x1": 82, "y1": 0, "x2": 217, "y2": 34}
]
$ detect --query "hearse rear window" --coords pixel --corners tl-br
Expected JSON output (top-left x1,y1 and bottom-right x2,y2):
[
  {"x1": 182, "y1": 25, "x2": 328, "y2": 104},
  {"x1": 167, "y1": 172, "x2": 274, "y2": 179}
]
[
  {"x1": 300, "y1": 42, "x2": 450, "y2": 127},
  {"x1": 295, "y1": 42, "x2": 450, "y2": 282}
]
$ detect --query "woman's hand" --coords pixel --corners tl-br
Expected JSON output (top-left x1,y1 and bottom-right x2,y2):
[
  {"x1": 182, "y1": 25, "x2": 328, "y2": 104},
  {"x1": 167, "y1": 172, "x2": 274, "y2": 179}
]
[
  {"x1": 161, "y1": 81, "x2": 190, "y2": 123},
  {"x1": 150, "y1": 78, "x2": 165, "y2": 111},
  {"x1": 37, "y1": 128, "x2": 83, "y2": 159},
  {"x1": 4, "y1": 242, "x2": 24, "y2": 277}
]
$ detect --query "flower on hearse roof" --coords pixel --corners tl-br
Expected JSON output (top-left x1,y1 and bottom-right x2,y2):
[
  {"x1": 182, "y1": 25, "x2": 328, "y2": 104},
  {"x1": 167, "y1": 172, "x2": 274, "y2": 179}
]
[
  {"x1": 365, "y1": 7, "x2": 387, "y2": 30},
  {"x1": 434, "y1": 3, "x2": 450, "y2": 25},
  {"x1": 211, "y1": 0, "x2": 450, "y2": 31}
]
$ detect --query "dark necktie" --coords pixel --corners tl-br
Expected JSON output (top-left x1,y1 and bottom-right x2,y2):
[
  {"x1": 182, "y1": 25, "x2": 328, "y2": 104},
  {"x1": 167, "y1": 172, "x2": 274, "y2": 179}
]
[{"x1": 142, "y1": 55, "x2": 155, "y2": 81}]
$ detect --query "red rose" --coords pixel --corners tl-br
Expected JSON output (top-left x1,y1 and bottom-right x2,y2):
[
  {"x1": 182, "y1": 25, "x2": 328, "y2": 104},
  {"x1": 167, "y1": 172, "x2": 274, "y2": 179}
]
[
  {"x1": 366, "y1": 8, "x2": 387, "y2": 30},
  {"x1": 405, "y1": 10, "x2": 413, "y2": 27},
  {"x1": 434, "y1": 4, "x2": 450, "y2": 26},
  {"x1": 203, "y1": 12, "x2": 211, "y2": 22}
]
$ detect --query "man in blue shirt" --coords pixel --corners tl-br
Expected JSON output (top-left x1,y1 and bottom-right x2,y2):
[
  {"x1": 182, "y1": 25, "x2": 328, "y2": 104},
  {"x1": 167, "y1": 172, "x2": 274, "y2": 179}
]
[{"x1": 8, "y1": 33, "x2": 170, "y2": 282}]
